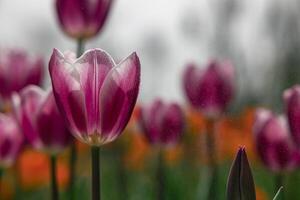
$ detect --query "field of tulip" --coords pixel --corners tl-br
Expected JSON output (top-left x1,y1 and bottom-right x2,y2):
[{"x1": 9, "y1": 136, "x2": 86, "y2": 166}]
[{"x1": 1, "y1": 0, "x2": 300, "y2": 200}]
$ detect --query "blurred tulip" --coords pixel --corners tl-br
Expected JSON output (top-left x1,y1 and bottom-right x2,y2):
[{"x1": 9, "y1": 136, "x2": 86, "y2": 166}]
[
  {"x1": 0, "y1": 114, "x2": 23, "y2": 168},
  {"x1": 182, "y1": 60, "x2": 235, "y2": 118},
  {"x1": 0, "y1": 49, "x2": 43, "y2": 99},
  {"x1": 55, "y1": 0, "x2": 113, "y2": 39},
  {"x1": 139, "y1": 99, "x2": 184, "y2": 146},
  {"x1": 253, "y1": 108, "x2": 300, "y2": 172},
  {"x1": 49, "y1": 48, "x2": 140, "y2": 146},
  {"x1": 13, "y1": 86, "x2": 72, "y2": 154},
  {"x1": 226, "y1": 147, "x2": 256, "y2": 200},
  {"x1": 284, "y1": 85, "x2": 300, "y2": 147}
]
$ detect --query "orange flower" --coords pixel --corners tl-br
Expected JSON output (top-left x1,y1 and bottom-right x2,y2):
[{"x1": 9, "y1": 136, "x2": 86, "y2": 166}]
[
  {"x1": 17, "y1": 149, "x2": 69, "y2": 190},
  {"x1": 256, "y1": 186, "x2": 268, "y2": 200},
  {"x1": 185, "y1": 107, "x2": 206, "y2": 135},
  {"x1": 164, "y1": 145, "x2": 183, "y2": 166}
]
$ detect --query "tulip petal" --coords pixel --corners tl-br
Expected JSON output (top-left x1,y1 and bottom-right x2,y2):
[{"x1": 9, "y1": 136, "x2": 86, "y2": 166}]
[
  {"x1": 99, "y1": 52, "x2": 140, "y2": 143},
  {"x1": 49, "y1": 49, "x2": 84, "y2": 136},
  {"x1": 226, "y1": 147, "x2": 256, "y2": 200},
  {"x1": 75, "y1": 49, "x2": 115, "y2": 134}
]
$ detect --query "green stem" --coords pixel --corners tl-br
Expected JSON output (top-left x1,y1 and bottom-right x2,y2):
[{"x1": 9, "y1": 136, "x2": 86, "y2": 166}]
[
  {"x1": 91, "y1": 146, "x2": 101, "y2": 200},
  {"x1": 76, "y1": 38, "x2": 85, "y2": 57},
  {"x1": 275, "y1": 174, "x2": 284, "y2": 200},
  {"x1": 0, "y1": 168, "x2": 3, "y2": 198},
  {"x1": 206, "y1": 118, "x2": 218, "y2": 200},
  {"x1": 117, "y1": 152, "x2": 128, "y2": 200},
  {"x1": 156, "y1": 149, "x2": 165, "y2": 200},
  {"x1": 50, "y1": 155, "x2": 59, "y2": 200}
]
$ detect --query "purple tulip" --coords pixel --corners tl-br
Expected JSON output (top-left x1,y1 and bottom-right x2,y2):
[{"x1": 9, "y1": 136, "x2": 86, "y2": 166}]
[
  {"x1": 13, "y1": 86, "x2": 72, "y2": 154},
  {"x1": 0, "y1": 49, "x2": 43, "y2": 99},
  {"x1": 139, "y1": 99, "x2": 184, "y2": 146},
  {"x1": 0, "y1": 113, "x2": 23, "y2": 168},
  {"x1": 253, "y1": 108, "x2": 300, "y2": 172},
  {"x1": 55, "y1": 0, "x2": 113, "y2": 39},
  {"x1": 182, "y1": 60, "x2": 235, "y2": 118},
  {"x1": 49, "y1": 48, "x2": 140, "y2": 146},
  {"x1": 284, "y1": 85, "x2": 300, "y2": 147}
]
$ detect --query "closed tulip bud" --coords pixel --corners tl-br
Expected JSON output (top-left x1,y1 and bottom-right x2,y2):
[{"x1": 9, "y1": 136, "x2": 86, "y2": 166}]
[
  {"x1": 284, "y1": 85, "x2": 300, "y2": 146},
  {"x1": 49, "y1": 48, "x2": 140, "y2": 146},
  {"x1": 0, "y1": 114, "x2": 23, "y2": 168},
  {"x1": 253, "y1": 109, "x2": 300, "y2": 172},
  {"x1": 55, "y1": 0, "x2": 113, "y2": 39},
  {"x1": 13, "y1": 86, "x2": 72, "y2": 154},
  {"x1": 0, "y1": 49, "x2": 43, "y2": 99},
  {"x1": 226, "y1": 147, "x2": 256, "y2": 200},
  {"x1": 139, "y1": 99, "x2": 184, "y2": 146},
  {"x1": 182, "y1": 60, "x2": 235, "y2": 118}
]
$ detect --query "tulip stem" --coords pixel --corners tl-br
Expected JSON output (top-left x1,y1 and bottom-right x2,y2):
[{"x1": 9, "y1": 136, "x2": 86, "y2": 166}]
[
  {"x1": 77, "y1": 38, "x2": 85, "y2": 57},
  {"x1": 275, "y1": 174, "x2": 284, "y2": 200},
  {"x1": 206, "y1": 118, "x2": 218, "y2": 200},
  {"x1": 91, "y1": 146, "x2": 101, "y2": 200},
  {"x1": 69, "y1": 141, "x2": 77, "y2": 200},
  {"x1": 117, "y1": 152, "x2": 128, "y2": 200},
  {"x1": 0, "y1": 168, "x2": 3, "y2": 197},
  {"x1": 156, "y1": 149, "x2": 165, "y2": 200},
  {"x1": 50, "y1": 155, "x2": 59, "y2": 200}
]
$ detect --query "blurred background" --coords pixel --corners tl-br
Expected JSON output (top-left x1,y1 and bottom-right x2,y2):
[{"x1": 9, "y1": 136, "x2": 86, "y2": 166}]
[{"x1": 1, "y1": 0, "x2": 300, "y2": 108}]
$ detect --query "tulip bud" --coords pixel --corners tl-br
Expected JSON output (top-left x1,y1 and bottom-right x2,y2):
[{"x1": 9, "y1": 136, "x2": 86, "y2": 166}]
[
  {"x1": 55, "y1": 0, "x2": 113, "y2": 39},
  {"x1": 0, "y1": 49, "x2": 43, "y2": 99},
  {"x1": 49, "y1": 48, "x2": 140, "y2": 146},
  {"x1": 182, "y1": 60, "x2": 235, "y2": 118},
  {"x1": 284, "y1": 85, "x2": 300, "y2": 146},
  {"x1": 139, "y1": 99, "x2": 184, "y2": 146},
  {"x1": 13, "y1": 86, "x2": 72, "y2": 154},
  {"x1": 0, "y1": 114, "x2": 23, "y2": 168},
  {"x1": 226, "y1": 147, "x2": 256, "y2": 200},
  {"x1": 253, "y1": 108, "x2": 300, "y2": 172}
]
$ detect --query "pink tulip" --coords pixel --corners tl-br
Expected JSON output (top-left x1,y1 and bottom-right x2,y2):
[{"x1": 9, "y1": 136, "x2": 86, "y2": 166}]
[
  {"x1": 182, "y1": 60, "x2": 235, "y2": 118},
  {"x1": 284, "y1": 85, "x2": 300, "y2": 147},
  {"x1": 49, "y1": 48, "x2": 140, "y2": 146},
  {"x1": 13, "y1": 86, "x2": 72, "y2": 154},
  {"x1": 0, "y1": 113, "x2": 23, "y2": 168},
  {"x1": 0, "y1": 49, "x2": 43, "y2": 99},
  {"x1": 139, "y1": 99, "x2": 184, "y2": 146},
  {"x1": 253, "y1": 108, "x2": 300, "y2": 172},
  {"x1": 55, "y1": 0, "x2": 113, "y2": 39}
]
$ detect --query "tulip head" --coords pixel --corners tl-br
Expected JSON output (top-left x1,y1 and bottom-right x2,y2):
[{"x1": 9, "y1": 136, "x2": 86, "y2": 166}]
[
  {"x1": 226, "y1": 147, "x2": 256, "y2": 200},
  {"x1": 55, "y1": 0, "x2": 113, "y2": 39},
  {"x1": 284, "y1": 85, "x2": 300, "y2": 146},
  {"x1": 139, "y1": 99, "x2": 184, "y2": 146},
  {"x1": 13, "y1": 86, "x2": 72, "y2": 154},
  {"x1": 0, "y1": 114, "x2": 23, "y2": 168},
  {"x1": 253, "y1": 108, "x2": 300, "y2": 172},
  {"x1": 183, "y1": 60, "x2": 235, "y2": 118},
  {"x1": 49, "y1": 48, "x2": 141, "y2": 146},
  {"x1": 0, "y1": 49, "x2": 43, "y2": 99}
]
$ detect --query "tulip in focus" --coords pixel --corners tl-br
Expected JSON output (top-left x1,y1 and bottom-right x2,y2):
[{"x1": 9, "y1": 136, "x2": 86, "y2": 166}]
[
  {"x1": 139, "y1": 99, "x2": 184, "y2": 146},
  {"x1": 0, "y1": 114, "x2": 23, "y2": 168},
  {"x1": 253, "y1": 108, "x2": 300, "y2": 172},
  {"x1": 55, "y1": 0, "x2": 113, "y2": 39},
  {"x1": 226, "y1": 147, "x2": 256, "y2": 200},
  {"x1": 13, "y1": 85, "x2": 72, "y2": 154},
  {"x1": 49, "y1": 48, "x2": 141, "y2": 146},
  {"x1": 182, "y1": 60, "x2": 235, "y2": 118},
  {"x1": 0, "y1": 49, "x2": 43, "y2": 99},
  {"x1": 284, "y1": 85, "x2": 300, "y2": 147}
]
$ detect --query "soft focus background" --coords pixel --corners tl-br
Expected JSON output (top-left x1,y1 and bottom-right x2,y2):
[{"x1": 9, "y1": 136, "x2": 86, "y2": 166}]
[
  {"x1": 1, "y1": 0, "x2": 300, "y2": 107},
  {"x1": 1, "y1": 0, "x2": 300, "y2": 200}
]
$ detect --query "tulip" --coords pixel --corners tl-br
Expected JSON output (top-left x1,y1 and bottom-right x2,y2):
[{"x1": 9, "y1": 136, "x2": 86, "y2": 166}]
[
  {"x1": 55, "y1": 0, "x2": 113, "y2": 40},
  {"x1": 284, "y1": 85, "x2": 300, "y2": 147},
  {"x1": 0, "y1": 49, "x2": 43, "y2": 100},
  {"x1": 226, "y1": 147, "x2": 256, "y2": 200},
  {"x1": 138, "y1": 99, "x2": 184, "y2": 200},
  {"x1": 139, "y1": 99, "x2": 184, "y2": 146},
  {"x1": 0, "y1": 114, "x2": 23, "y2": 168},
  {"x1": 49, "y1": 48, "x2": 140, "y2": 200},
  {"x1": 182, "y1": 60, "x2": 235, "y2": 118},
  {"x1": 13, "y1": 86, "x2": 72, "y2": 154},
  {"x1": 13, "y1": 85, "x2": 72, "y2": 200},
  {"x1": 254, "y1": 108, "x2": 300, "y2": 172}
]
